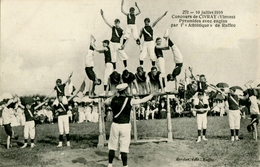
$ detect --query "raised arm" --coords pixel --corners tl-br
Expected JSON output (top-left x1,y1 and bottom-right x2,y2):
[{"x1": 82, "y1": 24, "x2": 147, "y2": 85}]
[
  {"x1": 121, "y1": 0, "x2": 128, "y2": 15},
  {"x1": 64, "y1": 72, "x2": 73, "y2": 85},
  {"x1": 100, "y1": 9, "x2": 113, "y2": 28},
  {"x1": 152, "y1": 11, "x2": 168, "y2": 28},
  {"x1": 135, "y1": 2, "x2": 141, "y2": 15}
]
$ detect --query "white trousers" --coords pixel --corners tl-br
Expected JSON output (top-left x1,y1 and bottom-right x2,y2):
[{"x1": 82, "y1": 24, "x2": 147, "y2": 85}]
[
  {"x1": 108, "y1": 122, "x2": 131, "y2": 153},
  {"x1": 58, "y1": 115, "x2": 69, "y2": 134},
  {"x1": 24, "y1": 121, "x2": 35, "y2": 139},
  {"x1": 156, "y1": 57, "x2": 165, "y2": 77},
  {"x1": 171, "y1": 44, "x2": 183, "y2": 64},
  {"x1": 104, "y1": 63, "x2": 113, "y2": 86},
  {"x1": 228, "y1": 110, "x2": 240, "y2": 129},
  {"x1": 110, "y1": 42, "x2": 128, "y2": 62},
  {"x1": 197, "y1": 113, "x2": 207, "y2": 129},
  {"x1": 124, "y1": 24, "x2": 138, "y2": 40},
  {"x1": 140, "y1": 41, "x2": 156, "y2": 61},
  {"x1": 53, "y1": 96, "x2": 68, "y2": 106}
]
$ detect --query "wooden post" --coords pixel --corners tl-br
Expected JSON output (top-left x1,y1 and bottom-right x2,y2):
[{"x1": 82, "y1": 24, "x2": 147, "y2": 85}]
[
  {"x1": 133, "y1": 105, "x2": 138, "y2": 142},
  {"x1": 167, "y1": 95, "x2": 173, "y2": 142},
  {"x1": 101, "y1": 99, "x2": 106, "y2": 143},
  {"x1": 97, "y1": 98, "x2": 104, "y2": 147}
]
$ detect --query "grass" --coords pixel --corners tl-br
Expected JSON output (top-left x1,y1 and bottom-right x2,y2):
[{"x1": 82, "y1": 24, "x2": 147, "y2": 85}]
[{"x1": 0, "y1": 116, "x2": 259, "y2": 167}]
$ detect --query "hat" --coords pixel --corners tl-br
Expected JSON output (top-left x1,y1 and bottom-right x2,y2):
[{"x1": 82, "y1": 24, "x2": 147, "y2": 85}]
[{"x1": 116, "y1": 83, "x2": 128, "y2": 91}]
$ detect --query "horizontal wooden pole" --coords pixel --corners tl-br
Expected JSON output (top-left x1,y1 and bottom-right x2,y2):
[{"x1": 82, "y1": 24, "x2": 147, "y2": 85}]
[{"x1": 89, "y1": 91, "x2": 178, "y2": 99}]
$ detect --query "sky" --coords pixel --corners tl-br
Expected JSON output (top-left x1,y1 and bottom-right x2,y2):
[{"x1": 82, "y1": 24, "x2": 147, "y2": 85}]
[{"x1": 0, "y1": 0, "x2": 259, "y2": 96}]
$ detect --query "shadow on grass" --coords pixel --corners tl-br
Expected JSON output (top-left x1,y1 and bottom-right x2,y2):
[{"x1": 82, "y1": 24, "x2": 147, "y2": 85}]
[
  {"x1": 70, "y1": 134, "x2": 98, "y2": 148},
  {"x1": 37, "y1": 134, "x2": 99, "y2": 148},
  {"x1": 210, "y1": 135, "x2": 244, "y2": 140},
  {"x1": 37, "y1": 135, "x2": 58, "y2": 145},
  {"x1": 72, "y1": 157, "x2": 107, "y2": 167}
]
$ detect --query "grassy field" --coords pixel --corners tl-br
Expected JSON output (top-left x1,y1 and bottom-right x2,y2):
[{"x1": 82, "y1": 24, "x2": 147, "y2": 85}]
[{"x1": 0, "y1": 116, "x2": 259, "y2": 167}]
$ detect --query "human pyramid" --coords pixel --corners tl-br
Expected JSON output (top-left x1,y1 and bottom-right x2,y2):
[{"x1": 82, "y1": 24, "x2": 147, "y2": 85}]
[{"x1": 85, "y1": 0, "x2": 183, "y2": 97}]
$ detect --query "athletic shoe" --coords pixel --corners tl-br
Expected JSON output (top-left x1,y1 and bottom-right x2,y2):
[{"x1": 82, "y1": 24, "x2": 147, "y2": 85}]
[
  {"x1": 67, "y1": 141, "x2": 71, "y2": 147},
  {"x1": 163, "y1": 29, "x2": 169, "y2": 38},
  {"x1": 57, "y1": 142, "x2": 62, "y2": 147},
  {"x1": 31, "y1": 143, "x2": 35, "y2": 148},
  {"x1": 21, "y1": 143, "x2": 27, "y2": 149},
  {"x1": 235, "y1": 136, "x2": 240, "y2": 141},
  {"x1": 202, "y1": 136, "x2": 208, "y2": 141},
  {"x1": 231, "y1": 136, "x2": 235, "y2": 142},
  {"x1": 197, "y1": 137, "x2": 201, "y2": 143}
]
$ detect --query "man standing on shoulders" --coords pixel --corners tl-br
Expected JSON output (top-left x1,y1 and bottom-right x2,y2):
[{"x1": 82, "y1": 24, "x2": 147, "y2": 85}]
[{"x1": 101, "y1": 10, "x2": 128, "y2": 70}]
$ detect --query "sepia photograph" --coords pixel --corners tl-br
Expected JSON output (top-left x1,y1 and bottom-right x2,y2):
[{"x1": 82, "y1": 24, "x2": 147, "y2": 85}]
[{"x1": 0, "y1": 0, "x2": 259, "y2": 166}]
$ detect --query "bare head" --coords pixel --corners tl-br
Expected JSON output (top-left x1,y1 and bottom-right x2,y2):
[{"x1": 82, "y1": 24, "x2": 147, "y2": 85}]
[
  {"x1": 151, "y1": 66, "x2": 158, "y2": 76},
  {"x1": 199, "y1": 75, "x2": 206, "y2": 82},
  {"x1": 114, "y1": 19, "x2": 120, "y2": 27},
  {"x1": 56, "y1": 79, "x2": 62, "y2": 86},
  {"x1": 102, "y1": 40, "x2": 110, "y2": 47},
  {"x1": 144, "y1": 18, "x2": 150, "y2": 25},
  {"x1": 129, "y1": 7, "x2": 135, "y2": 14},
  {"x1": 137, "y1": 66, "x2": 144, "y2": 76},
  {"x1": 156, "y1": 37, "x2": 162, "y2": 45}
]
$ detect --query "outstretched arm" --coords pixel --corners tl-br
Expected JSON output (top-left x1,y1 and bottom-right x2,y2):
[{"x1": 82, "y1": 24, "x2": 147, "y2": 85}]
[
  {"x1": 94, "y1": 46, "x2": 108, "y2": 53},
  {"x1": 152, "y1": 11, "x2": 168, "y2": 28},
  {"x1": 135, "y1": 2, "x2": 141, "y2": 15},
  {"x1": 100, "y1": 9, "x2": 113, "y2": 28},
  {"x1": 121, "y1": 0, "x2": 128, "y2": 15},
  {"x1": 131, "y1": 92, "x2": 159, "y2": 105},
  {"x1": 155, "y1": 45, "x2": 169, "y2": 50}
]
